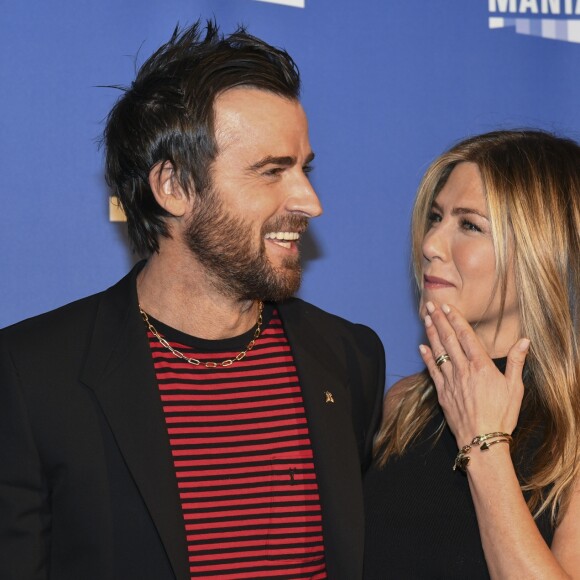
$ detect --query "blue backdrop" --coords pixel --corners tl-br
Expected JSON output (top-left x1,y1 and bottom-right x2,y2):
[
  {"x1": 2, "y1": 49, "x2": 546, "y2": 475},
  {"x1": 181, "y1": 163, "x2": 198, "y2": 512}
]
[{"x1": 2, "y1": 0, "x2": 580, "y2": 386}]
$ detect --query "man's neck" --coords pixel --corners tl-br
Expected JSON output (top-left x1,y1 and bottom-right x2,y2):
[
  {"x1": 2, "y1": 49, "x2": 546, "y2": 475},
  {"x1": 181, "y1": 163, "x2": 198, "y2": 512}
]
[{"x1": 136, "y1": 249, "x2": 260, "y2": 340}]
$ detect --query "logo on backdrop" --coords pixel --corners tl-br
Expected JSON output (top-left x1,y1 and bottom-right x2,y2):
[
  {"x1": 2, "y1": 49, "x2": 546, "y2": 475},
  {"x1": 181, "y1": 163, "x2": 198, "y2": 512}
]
[
  {"x1": 254, "y1": 0, "x2": 305, "y2": 7},
  {"x1": 489, "y1": 0, "x2": 580, "y2": 43}
]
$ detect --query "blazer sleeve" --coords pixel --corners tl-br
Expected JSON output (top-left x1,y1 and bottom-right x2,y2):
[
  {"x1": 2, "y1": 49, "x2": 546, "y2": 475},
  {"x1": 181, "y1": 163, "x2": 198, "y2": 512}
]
[
  {"x1": 0, "y1": 333, "x2": 49, "y2": 579},
  {"x1": 351, "y1": 323, "x2": 385, "y2": 471}
]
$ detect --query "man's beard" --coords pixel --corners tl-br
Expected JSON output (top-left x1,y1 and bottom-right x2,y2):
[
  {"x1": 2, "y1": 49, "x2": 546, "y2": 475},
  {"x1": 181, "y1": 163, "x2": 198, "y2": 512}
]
[{"x1": 183, "y1": 189, "x2": 308, "y2": 302}]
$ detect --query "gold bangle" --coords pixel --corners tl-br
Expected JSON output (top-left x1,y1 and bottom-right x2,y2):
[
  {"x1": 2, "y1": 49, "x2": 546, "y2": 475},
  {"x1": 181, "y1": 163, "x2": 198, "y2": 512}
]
[
  {"x1": 452, "y1": 444, "x2": 472, "y2": 472},
  {"x1": 471, "y1": 432, "x2": 513, "y2": 446},
  {"x1": 453, "y1": 432, "x2": 513, "y2": 472},
  {"x1": 480, "y1": 437, "x2": 511, "y2": 451}
]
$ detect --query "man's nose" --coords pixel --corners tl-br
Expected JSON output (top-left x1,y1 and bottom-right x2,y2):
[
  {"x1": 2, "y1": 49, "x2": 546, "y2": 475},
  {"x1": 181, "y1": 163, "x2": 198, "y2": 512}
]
[{"x1": 286, "y1": 172, "x2": 323, "y2": 218}]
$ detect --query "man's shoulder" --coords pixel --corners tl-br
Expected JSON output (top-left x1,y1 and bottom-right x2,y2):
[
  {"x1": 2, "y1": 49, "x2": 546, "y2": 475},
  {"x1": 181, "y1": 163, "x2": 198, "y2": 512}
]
[
  {"x1": 0, "y1": 265, "x2": 137, "y2": 348},
  {"x1": 277, "y1": 296, "x2": 372, "y2": 327},
  {"x1": 277, "y1": 297, "x2": 383, "y2": 348},
  {"x1": 0, "y1": 291, "x2": 104, "y2": 348}
]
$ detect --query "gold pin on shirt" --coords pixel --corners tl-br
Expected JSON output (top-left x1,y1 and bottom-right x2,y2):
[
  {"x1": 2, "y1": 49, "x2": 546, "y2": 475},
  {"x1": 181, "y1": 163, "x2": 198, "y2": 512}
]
[{"x1": 324, "y1": 391, "x2": 335, "y2": 404}]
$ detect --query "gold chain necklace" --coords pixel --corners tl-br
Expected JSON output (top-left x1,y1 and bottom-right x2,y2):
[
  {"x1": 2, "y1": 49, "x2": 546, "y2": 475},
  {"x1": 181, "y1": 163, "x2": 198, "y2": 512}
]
[{"x1": 139, "y1": 301, "x2": 264, "y2": 368}]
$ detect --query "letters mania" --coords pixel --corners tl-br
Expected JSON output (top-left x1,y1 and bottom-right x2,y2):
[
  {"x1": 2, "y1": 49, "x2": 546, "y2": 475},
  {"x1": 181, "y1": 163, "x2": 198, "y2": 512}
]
[{"x1": 489, "y1": 0, "x2": 580, "y2": 14}]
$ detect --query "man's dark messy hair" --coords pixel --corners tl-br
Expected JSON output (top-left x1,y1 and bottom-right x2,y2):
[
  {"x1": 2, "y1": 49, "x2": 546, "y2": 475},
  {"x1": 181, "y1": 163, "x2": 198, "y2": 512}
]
[{"x1": 103, "y1": 20, "x2": 301, "y2": 254}]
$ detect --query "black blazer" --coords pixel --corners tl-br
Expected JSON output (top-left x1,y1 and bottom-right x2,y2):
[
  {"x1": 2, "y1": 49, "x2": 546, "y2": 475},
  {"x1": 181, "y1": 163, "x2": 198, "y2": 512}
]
[{"x1": 0, "y1": 264, "x2": 384, "y2": 580}]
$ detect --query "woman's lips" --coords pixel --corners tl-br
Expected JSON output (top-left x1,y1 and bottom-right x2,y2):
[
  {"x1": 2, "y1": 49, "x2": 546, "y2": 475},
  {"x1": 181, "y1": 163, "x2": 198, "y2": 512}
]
[{"x1": 423, "y1": 275, "x2": 455, "y2": 289}]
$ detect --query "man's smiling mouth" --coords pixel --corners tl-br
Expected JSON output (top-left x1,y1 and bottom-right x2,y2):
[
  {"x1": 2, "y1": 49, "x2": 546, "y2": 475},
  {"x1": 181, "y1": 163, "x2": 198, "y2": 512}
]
[{"x1": 264, "y1": 231, "x2": 300, "y2": 249}]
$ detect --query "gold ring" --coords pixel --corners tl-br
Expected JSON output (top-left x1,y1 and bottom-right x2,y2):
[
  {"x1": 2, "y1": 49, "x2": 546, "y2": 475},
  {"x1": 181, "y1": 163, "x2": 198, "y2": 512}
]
[{"x1": 435, "y1": 353, "x2": 451, "y2": 367}]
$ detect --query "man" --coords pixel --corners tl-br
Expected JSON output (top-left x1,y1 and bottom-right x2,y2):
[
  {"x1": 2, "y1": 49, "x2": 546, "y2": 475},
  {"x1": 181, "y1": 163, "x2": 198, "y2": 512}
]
[{"x1": 0, "y1": 22, "x2": 384, "y2": 580}]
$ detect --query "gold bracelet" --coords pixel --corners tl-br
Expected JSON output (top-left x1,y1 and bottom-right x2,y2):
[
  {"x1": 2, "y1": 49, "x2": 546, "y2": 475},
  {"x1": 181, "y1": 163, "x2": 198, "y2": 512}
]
[
  {"x1": 471, "y1": 432, "x2": 513, "y2": 446},
  {"x1": 452, "y1": 444, "x2": 472, "y2": 472},
  {"x1": 480, "y1": 437, "x2": 511, "y2": 451},
  {"x1": 453, "y1": 432, "x2": 513, "y2": 472}
]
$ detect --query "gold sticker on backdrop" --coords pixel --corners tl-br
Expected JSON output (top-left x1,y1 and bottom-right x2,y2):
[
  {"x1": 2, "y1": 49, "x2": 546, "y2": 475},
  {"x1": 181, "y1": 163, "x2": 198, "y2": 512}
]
[{"x1": 109, "y1": 196, "x2": 127, "y2": 222}]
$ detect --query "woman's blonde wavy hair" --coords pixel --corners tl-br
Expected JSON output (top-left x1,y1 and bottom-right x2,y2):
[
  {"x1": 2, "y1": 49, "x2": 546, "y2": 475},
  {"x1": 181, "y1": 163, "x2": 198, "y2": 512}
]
[{"x1": 374, "y1": 129, "x2": 580, "y2": 525}]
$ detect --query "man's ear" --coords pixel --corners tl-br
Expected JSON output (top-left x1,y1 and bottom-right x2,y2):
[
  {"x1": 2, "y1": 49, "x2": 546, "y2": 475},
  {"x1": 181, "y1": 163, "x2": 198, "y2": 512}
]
[{"x1": 149, "y1": 161, "x2": 190, "y2": 217}]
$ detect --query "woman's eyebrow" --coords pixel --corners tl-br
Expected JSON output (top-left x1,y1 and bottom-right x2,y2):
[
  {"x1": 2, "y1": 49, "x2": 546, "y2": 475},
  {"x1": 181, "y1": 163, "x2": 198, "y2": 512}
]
[{"x1": 432, "y1": 200, "x2": 489, "y2": 220}]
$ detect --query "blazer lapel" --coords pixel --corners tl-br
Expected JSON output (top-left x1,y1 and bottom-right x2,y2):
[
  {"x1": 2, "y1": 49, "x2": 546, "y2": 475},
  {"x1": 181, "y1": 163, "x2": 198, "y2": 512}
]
[
  {"x1": 278, "y1": 300, "x2": 365, "y2": 580},
  {"x1": 80, "y1": 266, "x2": 190, "y2": 580},
  {"x1": 78, "y1": 275, "x2": 364, "y2": 580}
]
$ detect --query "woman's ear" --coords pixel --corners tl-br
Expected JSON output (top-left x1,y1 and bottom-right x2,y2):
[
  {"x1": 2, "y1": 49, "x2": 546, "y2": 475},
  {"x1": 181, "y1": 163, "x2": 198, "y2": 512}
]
[{"x1": 149, "y1": 161, "x2": 190, "y2": 217}]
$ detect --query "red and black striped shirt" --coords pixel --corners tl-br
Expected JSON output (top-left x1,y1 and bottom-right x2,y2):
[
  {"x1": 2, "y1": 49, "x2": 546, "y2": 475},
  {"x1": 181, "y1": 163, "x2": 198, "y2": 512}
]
[{"x1": 145, "y1": 304, "x2": 327, "y2": 579}]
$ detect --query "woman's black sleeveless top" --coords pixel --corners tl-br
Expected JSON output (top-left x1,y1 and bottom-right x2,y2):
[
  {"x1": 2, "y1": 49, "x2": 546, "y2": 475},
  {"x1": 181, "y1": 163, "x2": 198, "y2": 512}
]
[{"x1": 363, "y1": 361, "x2": 553, "y2": 579}]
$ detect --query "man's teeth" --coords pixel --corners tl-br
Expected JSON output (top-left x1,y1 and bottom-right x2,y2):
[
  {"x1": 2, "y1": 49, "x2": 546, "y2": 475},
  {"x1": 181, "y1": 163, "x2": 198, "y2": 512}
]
[
  {"x1": 264, "y1": 232, "x2": 300, "y2": 241},
  {"x1": 264, "y1": 231, "x2": 299, "y2": 249}
]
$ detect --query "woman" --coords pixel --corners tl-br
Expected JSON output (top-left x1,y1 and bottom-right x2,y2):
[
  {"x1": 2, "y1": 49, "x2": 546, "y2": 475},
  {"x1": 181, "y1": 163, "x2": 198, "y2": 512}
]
[{"x1": 364, "y1": 130, "x2": 580, "y2": 578}]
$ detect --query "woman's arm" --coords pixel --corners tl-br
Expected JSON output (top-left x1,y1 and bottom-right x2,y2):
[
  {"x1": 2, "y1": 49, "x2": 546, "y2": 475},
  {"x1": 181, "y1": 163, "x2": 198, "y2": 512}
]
[
  {"x1": 552, "y1": 475, "x2": 580, "y2": 574},
  {"x1": 420, "y1": 302, "x2": 579, "y2": 579}
]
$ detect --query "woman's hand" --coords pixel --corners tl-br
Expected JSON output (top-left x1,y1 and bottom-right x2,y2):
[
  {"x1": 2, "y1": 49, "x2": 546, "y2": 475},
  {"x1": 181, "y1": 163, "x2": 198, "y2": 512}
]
[{"x1": 419, "y1": 301, "x2": 530, "y2": 447}]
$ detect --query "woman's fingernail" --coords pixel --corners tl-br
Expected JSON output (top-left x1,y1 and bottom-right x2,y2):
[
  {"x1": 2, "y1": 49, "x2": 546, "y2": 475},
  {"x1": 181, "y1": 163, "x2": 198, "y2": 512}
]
[
  {"x1": 426, "y1": 301, "x2": 435, "y2": 313},
  {"x1": 442, "y1": 304, "x2": 450, "y2": 314},
  {"x1": 518, "y1": 338, "x2": 530, "y2": 351},
  {"x1": 419, "y1": 344, "x2": 427, "y2": 355},
  {"x1": 425, "y1": 315, "x2": 432, "y2": 327}
]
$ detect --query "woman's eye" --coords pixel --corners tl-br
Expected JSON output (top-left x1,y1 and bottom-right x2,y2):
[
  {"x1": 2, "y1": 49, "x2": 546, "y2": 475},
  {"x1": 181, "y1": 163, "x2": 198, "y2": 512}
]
[
  {"x1": 427, "y1": 211, "x2": 442, "y2": 224},
  {"x1": 461, "y1": 219, "x2": 482, "y2": 233}
]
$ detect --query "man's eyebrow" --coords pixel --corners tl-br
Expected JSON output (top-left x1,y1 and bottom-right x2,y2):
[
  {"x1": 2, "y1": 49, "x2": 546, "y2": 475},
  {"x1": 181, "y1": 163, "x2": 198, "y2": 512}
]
[
  {"x1": 431, "y1": 200, "x2": 489, "y2": 220},
  {"x1": 249, "y1": 156, "x2": 295, "y2": 170},
  {"x1": 248, "y1": 151, "x2": 315, "y2": 171}
]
